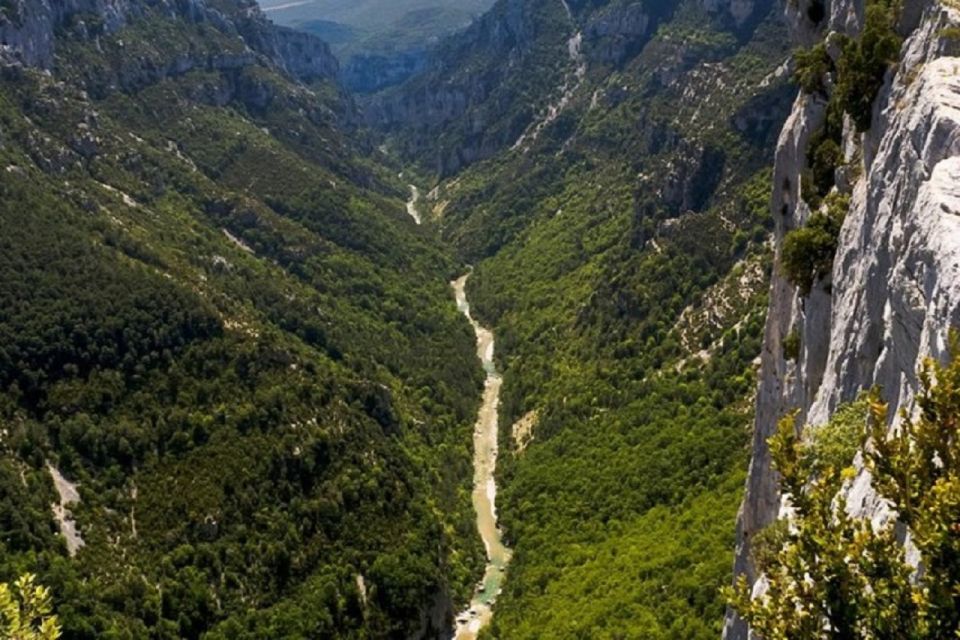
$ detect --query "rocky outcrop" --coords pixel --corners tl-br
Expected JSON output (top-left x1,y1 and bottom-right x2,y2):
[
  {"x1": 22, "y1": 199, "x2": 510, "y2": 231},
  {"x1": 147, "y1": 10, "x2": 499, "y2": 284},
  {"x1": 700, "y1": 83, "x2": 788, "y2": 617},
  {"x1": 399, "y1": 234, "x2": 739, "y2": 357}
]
[
  {"x1": 363, "y1": 0, "x2": 570, "y2": 176},
  {"x1": 724, "y1": 1, "x2": 960, "y2": 638},
  {"x1": 0, "y1": 0, "x2": 149, "y2": 68},
  {"x1": 365, "y1": 0, "x2": 540, "y2": 121},
  {"x1": 583, "y1": 2, "x2": 658, "y2": 65},
  {"x1": 218, "y1": 3, "x2": 340, "y2": 83},
  {"x1": 0, "y1": 0, "x2": 337, "y2": 83},
  {"x1": 341, "y1": 50, "x2": 429, "y2": 94}
]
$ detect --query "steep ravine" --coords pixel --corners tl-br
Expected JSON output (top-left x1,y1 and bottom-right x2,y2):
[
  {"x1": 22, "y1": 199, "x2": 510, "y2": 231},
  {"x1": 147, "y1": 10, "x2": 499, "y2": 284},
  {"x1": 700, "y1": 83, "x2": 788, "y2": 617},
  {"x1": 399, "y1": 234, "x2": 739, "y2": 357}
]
[
  {"x1": 404, "y1": 177, "x2": 509, "y2": 640},
  {"x1": 0, "y1": 1, "x2": 487, "y2": 636},
  {"x1": 724, "y1": 1, "x2": 960, "y2": 638},
  {"x1": 406, "y1": 181, "x2": 511, "y2": 638},
  {"x1": 452, "y1": 274, "x2": 513, "y2": 640}
]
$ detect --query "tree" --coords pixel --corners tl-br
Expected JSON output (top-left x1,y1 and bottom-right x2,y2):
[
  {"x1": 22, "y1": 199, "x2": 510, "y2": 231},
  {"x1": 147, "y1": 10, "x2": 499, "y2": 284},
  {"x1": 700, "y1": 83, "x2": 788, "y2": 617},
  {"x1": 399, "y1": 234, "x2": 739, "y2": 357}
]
[
  {"x1": 780, "y1": 203, "x2": 845, "y2": 295},
  {"x1": 794, "y1": 43, "x2": 832, "y2": 95},
  {"x1": 834, "y1": 1, "x2": 903, "y2": 132},
  {"x1": 727, "y1": 340, "x2": 960, "y2": 638},
  {"x1": 866, "y1": 340, "x2": 960, "y2": 637},
  {"x1": 0, "y1": 574, "x2": 61, "y2": 640}
]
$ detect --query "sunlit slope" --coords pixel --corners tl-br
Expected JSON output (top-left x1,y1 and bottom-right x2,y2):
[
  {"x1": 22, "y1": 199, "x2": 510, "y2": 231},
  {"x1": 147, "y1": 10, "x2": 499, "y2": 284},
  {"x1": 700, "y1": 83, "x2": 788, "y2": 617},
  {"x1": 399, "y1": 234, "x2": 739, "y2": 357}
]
[{"x1": 0, "y1": 2, "x2": 485, "y2": 637}]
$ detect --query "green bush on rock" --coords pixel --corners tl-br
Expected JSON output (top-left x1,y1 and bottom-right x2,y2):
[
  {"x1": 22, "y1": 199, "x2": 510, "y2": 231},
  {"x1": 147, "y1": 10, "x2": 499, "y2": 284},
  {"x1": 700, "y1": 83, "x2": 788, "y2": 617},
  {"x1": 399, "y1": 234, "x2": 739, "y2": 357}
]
[
  {"x1": 781, "y1": 193, "x2": 848, "y2": 295},
  {"x1": 794, "y1": 43, "x2": 832, "y2": 95},
  {"x1": 728, "y1": 339, "x2": 960, "y2": 638},
  {"x1": 782, "y1": 330, "x2": 801, "y2": 361},
  {"x1": 834, "y1": 1, "x2": 903, "y2": 132},
  {"x1": 793, "y1": 0, "x2": 902, "y2": 211},
  {"x1": 793, "y1": 0, "x2": 902, "y2": 132}
]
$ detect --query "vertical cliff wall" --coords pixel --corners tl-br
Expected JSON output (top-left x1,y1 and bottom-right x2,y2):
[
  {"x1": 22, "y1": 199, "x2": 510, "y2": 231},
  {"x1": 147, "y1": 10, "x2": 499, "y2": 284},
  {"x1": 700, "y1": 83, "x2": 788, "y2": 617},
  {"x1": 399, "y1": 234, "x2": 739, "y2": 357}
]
[{"x1": 724, "y1": 0, "x2": 960, "y2": 637}]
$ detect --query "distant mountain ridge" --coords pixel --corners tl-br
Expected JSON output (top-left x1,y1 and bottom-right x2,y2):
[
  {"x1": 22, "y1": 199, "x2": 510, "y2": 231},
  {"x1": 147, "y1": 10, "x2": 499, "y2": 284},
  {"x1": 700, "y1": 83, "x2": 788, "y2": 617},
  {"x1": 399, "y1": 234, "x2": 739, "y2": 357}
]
[
  {"x1": 257, "y1": 0, "x2": 497, "y2": 92},
  {"x1": 364, "y1": 0, "x2": 779, "y2": 177},
  {"x1": 0, "y1": 0, "x2": 339, "y2": 81}
]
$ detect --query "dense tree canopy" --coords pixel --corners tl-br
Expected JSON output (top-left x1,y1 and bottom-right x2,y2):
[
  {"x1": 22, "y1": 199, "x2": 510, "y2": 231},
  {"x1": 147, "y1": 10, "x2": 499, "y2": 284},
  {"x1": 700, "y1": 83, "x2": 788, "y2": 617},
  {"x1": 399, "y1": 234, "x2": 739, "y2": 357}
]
[{"x1": 0, "y1": 8, "x2": 485, "y2": 638}]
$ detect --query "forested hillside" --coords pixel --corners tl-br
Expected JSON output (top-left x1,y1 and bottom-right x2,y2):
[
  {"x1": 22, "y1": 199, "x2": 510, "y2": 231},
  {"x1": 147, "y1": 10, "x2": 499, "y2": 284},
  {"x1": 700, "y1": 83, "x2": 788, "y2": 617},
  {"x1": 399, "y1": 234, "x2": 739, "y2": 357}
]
[
  {"x1": 368, "y1": 0, "x2": 796, "y2": 636},
  {"x1": 365, "y1": 0, "x2": 577, "y2": 176},
  {"x1": 0, "y1": 1, "x2": 486, "y2": 637},
  {"x1": 8, "y1": 0, "x2": 945, "y2": 637}
]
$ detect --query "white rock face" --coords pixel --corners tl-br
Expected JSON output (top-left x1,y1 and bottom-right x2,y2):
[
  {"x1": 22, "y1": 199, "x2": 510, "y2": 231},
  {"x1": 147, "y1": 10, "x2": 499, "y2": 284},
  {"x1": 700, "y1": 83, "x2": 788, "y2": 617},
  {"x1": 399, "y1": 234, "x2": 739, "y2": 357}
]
[
  {"x1": 0, "y1": 0, "x2": 126, "y2": 67},
  {"x1": 724, "y1": 1, "x2": 960, "y2": 638},
  {"x1": 47, "y1": 463, "x2": 85, "y2": 556}
]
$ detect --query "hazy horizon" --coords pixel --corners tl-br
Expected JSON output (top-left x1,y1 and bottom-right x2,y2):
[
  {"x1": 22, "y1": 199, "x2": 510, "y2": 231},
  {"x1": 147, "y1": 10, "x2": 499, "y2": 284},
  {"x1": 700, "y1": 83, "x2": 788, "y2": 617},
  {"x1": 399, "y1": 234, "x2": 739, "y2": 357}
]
[{"x1": 254, "y1": 0, "x2": 496, "y2": 70}]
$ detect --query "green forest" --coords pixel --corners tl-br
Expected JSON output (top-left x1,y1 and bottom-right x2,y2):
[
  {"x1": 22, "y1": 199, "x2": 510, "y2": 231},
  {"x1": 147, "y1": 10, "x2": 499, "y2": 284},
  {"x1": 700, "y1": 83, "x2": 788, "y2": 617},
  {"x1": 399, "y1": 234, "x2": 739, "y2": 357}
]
[
  {"x1": 0, "y1": 4, "x2": 487, "y2": 637},
  {"x1": 408, "y1": 1, "x2": 794, "y2": 636},
  {"x1": 0, "y1": 0, "x2": 795, "y2": 636},
  {"x1": 2, "y1": 0, "x2": 948, "y2": 636}
]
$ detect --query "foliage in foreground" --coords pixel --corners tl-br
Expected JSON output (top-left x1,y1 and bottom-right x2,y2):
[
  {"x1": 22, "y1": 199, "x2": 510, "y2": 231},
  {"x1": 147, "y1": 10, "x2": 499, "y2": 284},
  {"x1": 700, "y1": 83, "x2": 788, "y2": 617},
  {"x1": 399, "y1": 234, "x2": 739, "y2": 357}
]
[
  {"x1": 0, "y1": 574, "x2": 60, "y2": 640},
  {"x1": 728, "y1": 340, "x2": 960, "y2": 638}
]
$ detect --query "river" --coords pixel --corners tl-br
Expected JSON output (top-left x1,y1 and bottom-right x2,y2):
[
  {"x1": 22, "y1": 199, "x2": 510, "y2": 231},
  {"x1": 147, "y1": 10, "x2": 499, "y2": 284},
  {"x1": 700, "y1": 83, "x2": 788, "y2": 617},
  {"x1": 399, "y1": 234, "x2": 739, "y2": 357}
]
[
  {"x1": 451, "y1": 274, "x2": 512, "y2": 640},
  {"x1": 402, "y1": 184, "x2": 512, "y2": 638},
  {"x1": 406, "y1": 184, "x2": 422, "y2": 224}
]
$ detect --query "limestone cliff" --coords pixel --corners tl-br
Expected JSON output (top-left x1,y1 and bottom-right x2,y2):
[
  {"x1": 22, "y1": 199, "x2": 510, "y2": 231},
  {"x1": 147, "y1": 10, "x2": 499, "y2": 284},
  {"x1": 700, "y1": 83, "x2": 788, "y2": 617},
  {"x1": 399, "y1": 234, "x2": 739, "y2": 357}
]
[
  {"x1": 0, "y1": 0, "x2": 338, "y2": 82},
  {"x1": 342, "y1": 49, "x2": 428, "y2": 94},
  {"x1": 364, "y1": 0, "x2": 776, "y2": 176},
  {"x1": 724, "y1": 0, "x2": 960, "y2": 637},
  {"x1": 363, "y1": 0, "x2": 572, "y2": 176}
]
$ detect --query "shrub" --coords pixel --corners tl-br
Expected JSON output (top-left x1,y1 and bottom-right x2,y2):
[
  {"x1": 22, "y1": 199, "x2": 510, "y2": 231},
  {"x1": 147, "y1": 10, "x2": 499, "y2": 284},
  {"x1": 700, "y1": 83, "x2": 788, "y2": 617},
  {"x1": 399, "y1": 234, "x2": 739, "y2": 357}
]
[
  {"x1": 798, "y1": 0, "x2": 902, "y2": 209},
  {"x1": 807, "y1": 136, "x2": 843, "y2": 205},
  {"x1": 801, "y1": 98, "x2": 845, "y2": 209},
  {"x1": 728, "y1": 338, "x2": 960, "y2": 639},
  {"x1": 781, "y1": 194, "x2": 848, "y2": 295},
  {"x1": 749, "y1": 519, "x2": 790, "y2": 573},
  {"x1": 794, "y1": 44, "x2": 832, "y2": 95},
  {"x1": 807, "y1": 395, "x2": 869, "y2": 475},
  {"x1": 782, "y1": 330, "x2": 801, "y2": 361},
  {"x1": 834, "y1": 2, "x2": 903, "y2": 131},
  {"x1": 0, "y1": 574, "x2": 61, "y2": 640}
]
